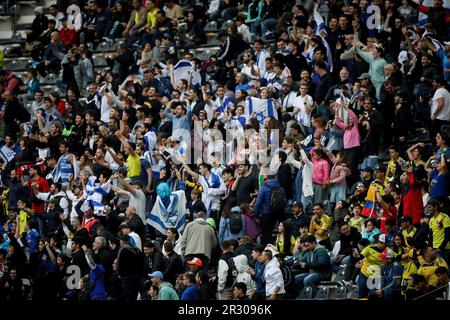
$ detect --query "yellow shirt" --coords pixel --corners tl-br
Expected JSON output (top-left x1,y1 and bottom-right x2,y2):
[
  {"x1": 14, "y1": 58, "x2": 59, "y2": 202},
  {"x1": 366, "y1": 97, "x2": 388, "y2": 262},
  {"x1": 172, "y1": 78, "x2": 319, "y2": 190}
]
[
  {"x1": 385, "y1": 157, "x2": 407, "y2": 185},
  {"x1": 401, "y1": 227, "x2": 416, "y2": 248},
  {"x1": 276, "y1": 234, "x2": 296, "y2": 254},
  {"x1": 311, "y1": 214, "x2": 331, "y2": 241},
  {"x1": 417, "y1": 257, "x2": 449, "y2": 287},
  {"x1": 361, "y1": 245, "x2": 384, "y2": 277},
  {"x1": 146, "y1": 8, "x2": 159, "y2": 28},
  {"x1": 126, "y1": 153, "x2": 141, "y2": 178},
  {"x1": 17, "y1": 210, "x2": 28, "y2": 235},
  {"x1": 349, "y1": 216, "x2": 365, "y2": 233},
  {"x1": 429, "y1": 213, "x2": 450, "y2": 249}
]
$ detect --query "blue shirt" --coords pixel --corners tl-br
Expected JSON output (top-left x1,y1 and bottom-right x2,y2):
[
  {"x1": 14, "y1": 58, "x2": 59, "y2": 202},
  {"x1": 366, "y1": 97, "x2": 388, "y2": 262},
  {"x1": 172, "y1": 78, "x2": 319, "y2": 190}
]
[
  {"x1": 430, "y1": 170, "x2": 449, "y2": 199},
  {"x1": 181, "y1": 284, "x2": 200, "y2": 300},
  {"x1": 90, "y1": 264, "x2": 106, "y2": 299},
  {"x1": 251, "y1": 261, "x2": 266, "y2": 295},
  {"x1": 27, "y1": 229, "x2": 40, "y2": 254}
]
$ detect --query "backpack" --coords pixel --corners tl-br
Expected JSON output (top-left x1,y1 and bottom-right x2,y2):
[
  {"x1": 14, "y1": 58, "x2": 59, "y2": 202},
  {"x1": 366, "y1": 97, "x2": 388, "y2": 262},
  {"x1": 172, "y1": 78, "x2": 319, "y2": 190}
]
[
  {"x1": 228, "y1": 212, "x2": 243, "y2": 234},
  {"x1": 225, "y1": 256, "x2": 238, "y2": 290},
  {"x1": 268, "y1": 185, "x2": 286, "y2": 212},
  {"x1": 52, "y1": 193, "x2": 72, "y2": 216}
]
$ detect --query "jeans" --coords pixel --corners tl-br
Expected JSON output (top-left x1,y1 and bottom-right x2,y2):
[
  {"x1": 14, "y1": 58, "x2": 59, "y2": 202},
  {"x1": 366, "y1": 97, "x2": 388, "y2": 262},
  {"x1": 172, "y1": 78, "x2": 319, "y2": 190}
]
[
  {"x1": 331, "y1": 255, "x2": 351, "y2": 274},
  {"x1": 260, "y1": 214, "x2": 276, "y2": 246},
  {"x1": 361, "y1": 156, "x2": 378, "y2": 171},
  {"x1": 261, "y1": 18, "x2": 278, "y2": 34},
  {"x1": 301, "y1": 194, "x2": 313, "y2": 215},
  {"x1": 330, "y1": 184, "x2": 346, "y2": 204},
  {"x1": 357, "y1": 273, "x2": 370, "y2": 299},
  {"x1": 34, "y1": 214, "x2": 47, "y2": 238},
  {"x1": 295, "y1": 272, "x2": 320, "y2": 295}
]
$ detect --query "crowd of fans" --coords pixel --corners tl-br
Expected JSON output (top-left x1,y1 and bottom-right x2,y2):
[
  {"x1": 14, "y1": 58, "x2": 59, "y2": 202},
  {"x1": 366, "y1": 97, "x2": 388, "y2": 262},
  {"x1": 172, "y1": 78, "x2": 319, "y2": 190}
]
[{"x1": 0, "y1": 0, "x2": 449, "y2": 301}]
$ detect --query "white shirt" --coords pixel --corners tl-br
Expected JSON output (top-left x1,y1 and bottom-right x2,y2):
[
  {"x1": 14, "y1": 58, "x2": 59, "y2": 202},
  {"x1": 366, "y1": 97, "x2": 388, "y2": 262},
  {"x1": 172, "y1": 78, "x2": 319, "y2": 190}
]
[
  {"x1": 127, "y1": 189, "x2": 147, "y2": 223},
  {"x1": 237, "y1": 24, "x2": 252, "y2": 43},
  {"x1": 241, "y1": 63, "x2": 260, "y2": 81},
  {"x1": 100, "y1": 95, "x2": 112, "y2": 124},
  {"x1": 36, "y1": 191, "x2": 70, "y2": 218},
  {"x1": 282, "y1": 91, "x2": 297, "y2": 110},
  {"x1": 264, "y1": 258, "x2": 286, "y2": 296},
  {"x1": 199, "y1": 174, "x2": 226, "y2": 212},
  {"x1": 129, "y1": 231, "x2": 142, "y2": 251},
  {"x1": 293, "y1": 94, "x2": 314, "y2": 127},
  {"x1": 432, "y1": 87, "x2": 450, "y2": 121},
  {"x1": 255, "y1": 49, "x2": 271, "y2": 74}
]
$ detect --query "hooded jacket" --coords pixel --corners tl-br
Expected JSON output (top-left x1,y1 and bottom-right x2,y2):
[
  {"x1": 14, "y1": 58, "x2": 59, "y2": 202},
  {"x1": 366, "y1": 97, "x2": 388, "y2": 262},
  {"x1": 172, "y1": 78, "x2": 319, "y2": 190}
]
[
  {"x1": 158, "y1": 282, "x2": 179, "y2": 300},
  {"x1": 180, "y1": 218, "x2": 217, "y2": 260},
  {"x1": 233, "y1": 254, "x2": 256, "y2": 296}
]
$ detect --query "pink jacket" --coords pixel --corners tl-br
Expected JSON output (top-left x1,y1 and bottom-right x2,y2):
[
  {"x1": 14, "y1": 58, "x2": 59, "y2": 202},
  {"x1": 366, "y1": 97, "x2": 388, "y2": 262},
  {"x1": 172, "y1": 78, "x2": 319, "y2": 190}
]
[
  {"x1": 334, "y1": 109, "x2": 360, "y2": 149},
  {"x1": 312, "y1": 158, "x2": 330, "y2": 186},
  {"x1": 327, "y1": 151, "x2": 351, "y2": 183}
]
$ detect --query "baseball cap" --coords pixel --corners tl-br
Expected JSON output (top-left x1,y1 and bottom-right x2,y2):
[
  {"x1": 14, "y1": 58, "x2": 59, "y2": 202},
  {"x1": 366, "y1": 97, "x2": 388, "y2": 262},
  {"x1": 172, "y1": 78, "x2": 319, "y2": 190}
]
[
  {"x1": 230, "y1": 206, "x2": 240, "y2": 213},
  {"x1": 59, "y1": 16, "x2": 68, "y2": 21},
  {"x1": 187, "y1": 257, "x2": 203, "y2": 267},
  {"x1": 314, "y1": 61, "x2": 327, "y2": 70},
  {"x1": 444, "y1": 41, "x2": 450, "y2": 46},
  {"x1": 379, "y1": 248, "x2": 394, "y2": 259},
  {"x1": 149, "y1": 271, "x2": 164, "y2": 280},
  {"x1": 395, "y1": 89, "x2": 408, "y2": 99},
  {"x1": 377, "y1": 234, "x2": 386, "y2": 244},
  {"x1": 162, "y1": 33, "x2": 172, "y2": 40},
  {"x1": 374, "y1": 164, "x2": 386, "y2": 172},
  {"x1": 358, "y1": 73, "x2": 371, "y2": 80},
  {"x1": 34, "y1": 6, "x2": 44, "y2": 13},
  {"x1": 292, "y1": 201, "x2": 303, "y2": 208}
]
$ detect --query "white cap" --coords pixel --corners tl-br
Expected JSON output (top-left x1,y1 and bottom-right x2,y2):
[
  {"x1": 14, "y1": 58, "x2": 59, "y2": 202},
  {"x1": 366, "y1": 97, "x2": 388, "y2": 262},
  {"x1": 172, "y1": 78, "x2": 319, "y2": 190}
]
[{"x1": 378, "y1": 234, "x2": 386, "y2": 244}]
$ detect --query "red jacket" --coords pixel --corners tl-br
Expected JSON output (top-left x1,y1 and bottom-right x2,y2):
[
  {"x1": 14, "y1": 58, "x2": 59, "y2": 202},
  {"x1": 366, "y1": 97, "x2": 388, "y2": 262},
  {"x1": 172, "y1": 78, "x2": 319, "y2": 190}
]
[
  {"x1": 60, "y1": 28, "x2": 77, "y2": 47},
  {"x1": 401, "y1": 172, "x2": 424, "y2": 225}
]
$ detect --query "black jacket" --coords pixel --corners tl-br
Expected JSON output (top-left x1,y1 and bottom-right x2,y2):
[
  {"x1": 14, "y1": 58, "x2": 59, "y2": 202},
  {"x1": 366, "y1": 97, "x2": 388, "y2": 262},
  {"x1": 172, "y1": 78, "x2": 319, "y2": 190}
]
[
  {"x1": 339, "y1": 227, "x2": 362, "y2": 256},
  {"x1": 117, "y1": 245, "x2": 145, "y2": 277},
  {"x1": 127, "y1": 214, "x2": 145, "y2": 241},
  {"x1": 144, "y1": 250, "x2": 165, "y2": 274},
  {"x1": 163, "y1": 251, "x2": 184, "y2": 285}
]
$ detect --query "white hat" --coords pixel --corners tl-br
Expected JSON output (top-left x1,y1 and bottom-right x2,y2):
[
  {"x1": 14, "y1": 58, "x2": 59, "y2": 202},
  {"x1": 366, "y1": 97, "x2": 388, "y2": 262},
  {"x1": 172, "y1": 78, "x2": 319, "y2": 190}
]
[
  {"x1": 34, "y1": 6, "x2": 43, "y2": 13},
  {"x1": 378, "y1": 234, "x2": 386, "y2": 244}
]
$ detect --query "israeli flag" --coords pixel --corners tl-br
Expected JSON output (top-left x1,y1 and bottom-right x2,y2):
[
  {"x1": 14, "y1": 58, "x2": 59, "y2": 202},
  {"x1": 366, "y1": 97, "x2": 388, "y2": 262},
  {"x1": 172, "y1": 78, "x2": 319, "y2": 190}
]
[
  {"x1": 313, "y1": 6, "x2": 334, "y2": 72},
  {"x1": 0, "y1": 145, "x2": 15, "y2": 163},
  {"x1": 245, "y1": 97, "x2": 278, "y2": 124},
  {"x1": 144, "y1": 131, "x2": 157, "y2": 152},
  {"x1": 423, "y1": 31, "x2": 445, "y2": 52},
  {"x1": 83, "y1": 176, "x2": 111, "y2": 215},
  {"x1": 146, "y1": 190, "x2": 187, "y2": 233},
  {"x1": 173, "y1": 60, "x2": 194, "y2": 84}
]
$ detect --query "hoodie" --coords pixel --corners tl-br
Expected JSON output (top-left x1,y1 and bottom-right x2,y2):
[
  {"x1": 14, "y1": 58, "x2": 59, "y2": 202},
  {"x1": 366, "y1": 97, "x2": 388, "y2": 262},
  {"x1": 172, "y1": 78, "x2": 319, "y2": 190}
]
[
  {"x1": 254, "y1": 179, "x2": 281, "y2": 217},
  {"x1": 158, "y1": 282, "x2": 179, "y2": 300},
  {"x1": 233, "y1": 254, "x2": 256, "y2": 296}
]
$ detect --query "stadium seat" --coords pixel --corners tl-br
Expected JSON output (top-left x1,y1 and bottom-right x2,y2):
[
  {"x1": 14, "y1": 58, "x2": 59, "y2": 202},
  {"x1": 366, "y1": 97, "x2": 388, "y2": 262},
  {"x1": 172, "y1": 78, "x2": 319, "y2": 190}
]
[
  {"x1": 335, "y1": 286, "x2": 347, "y2": 300},
  {"x1": 297, "y1": 286, "x2": 313, "y2": 300},
  {"x1": 315, "y1": 286, "x2": 330, "y2": 300},
  {"x1": 92, "y1": 55, "x2": 108, "y2": 68},
  {"x1": 204, "y1": 21, "x2": 218, "y2": 32},
  {"x1": 335, "y1": 270, "x2": 346, "y2": 282},
  {"x1": 95, "y1": 41, "x2": 114, "y2": 52},
  {"x1": 42, "y1": 73, "x2": 57, "y2": 85}
]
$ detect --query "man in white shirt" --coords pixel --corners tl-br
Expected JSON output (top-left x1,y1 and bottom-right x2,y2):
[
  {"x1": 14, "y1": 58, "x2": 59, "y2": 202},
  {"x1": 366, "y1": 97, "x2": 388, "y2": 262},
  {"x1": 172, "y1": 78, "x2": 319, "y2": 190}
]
[
  {"x1": 121, "y1": 223, "x2": 142, "y2": 251},
  {"x1": 293, "y1": 84, "x2": 314, "y2": 136},
  {"x1": 241, "y1": 52, "x2": 260, "y2": 84},
  {"x1": 111, "y1": 175, "x2": 147, "y2": 223},
  {"x1": 262, "y1": 249, "x2": 285, "y2": 300},
  {"x1": 253, "y1": 39, "x2": 272, "y2": 74},
  {"x1": 34, "y1": 182, "x2": 70, "y2": 218},
  {"x1": 431, "y1": 76, "x2": 450, "y2": 138}
]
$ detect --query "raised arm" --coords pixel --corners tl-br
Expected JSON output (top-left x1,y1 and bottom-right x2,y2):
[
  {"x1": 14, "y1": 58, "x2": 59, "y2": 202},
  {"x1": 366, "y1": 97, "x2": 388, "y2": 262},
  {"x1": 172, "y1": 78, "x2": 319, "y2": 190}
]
[{"x1": 115, "y1": 130, "x2": 135, "y2": 156}]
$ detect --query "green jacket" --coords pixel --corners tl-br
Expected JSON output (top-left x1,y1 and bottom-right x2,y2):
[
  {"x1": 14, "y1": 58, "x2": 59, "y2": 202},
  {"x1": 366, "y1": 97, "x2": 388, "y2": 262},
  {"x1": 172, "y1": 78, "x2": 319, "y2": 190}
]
[
  {"x1": 355, "y1": 46, "x2": 387, "y2": 86},
  {"x1": 158, "y1": 282, "x2": 179, "y2": 300}
]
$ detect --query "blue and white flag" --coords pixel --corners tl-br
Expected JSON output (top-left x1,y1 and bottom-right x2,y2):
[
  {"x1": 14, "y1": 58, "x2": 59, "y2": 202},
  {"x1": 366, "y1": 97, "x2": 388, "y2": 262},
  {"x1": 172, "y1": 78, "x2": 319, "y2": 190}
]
[
  {"x1": 83, "y1": 176, "x2": 111, "y2": 215},
  {"x1": 0, "y1": 145, "x2": 15, "y2": 163},
  {"x1": 143, "y1": 131, "x2": 157, "y2": 152},
  {"x1": 173, "y1": 59, "x2": 194, "y2": 84},
  {"x1": 313, "y1": 6, "x2": 334, "y2": 72},
  {"x1": 245, "y1": 97, "x2": 278, "y2": 124},
  {"x1": 423, "y1": 31, "x2": 445, "y2": 52},
  {"x1": 147, "y1": 190, "x2": 187, "y2": 233}
]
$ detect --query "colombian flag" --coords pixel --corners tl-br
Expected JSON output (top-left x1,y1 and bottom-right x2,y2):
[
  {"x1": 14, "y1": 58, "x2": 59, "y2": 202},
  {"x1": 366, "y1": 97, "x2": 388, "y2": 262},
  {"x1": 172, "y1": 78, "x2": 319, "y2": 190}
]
[{"x1": 362, "y1": 183, "x2": 384, "y2": 219}]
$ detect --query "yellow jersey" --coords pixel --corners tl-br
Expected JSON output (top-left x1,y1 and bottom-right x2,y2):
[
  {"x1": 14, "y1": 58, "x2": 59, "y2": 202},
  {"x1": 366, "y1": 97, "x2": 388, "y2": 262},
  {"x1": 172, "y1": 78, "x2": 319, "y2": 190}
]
[
  {"x1": 126, "y1": 153, "x2": 141, "y2": 178},
  {"x1": 361, "y1": 245, "x2": 384, "y2": 277},
  {"x1": 429, "y1": 213, "x2": 450, "y2": 250},
  {"x1": 417, "y1": 257, "x2": 449, "y2": 287},
  {"x1": 276, "y1": 234, "x2": 296, "y2": 254},
  {"x1": 401, "y1": 227, "x2": 416, "y2": 249},
  {"x1": 311, "y1": 214, "x2": 331, "y2": 241},
  {"x1": 17, "y1": 210, "x2": 28, "y2": 236}
]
